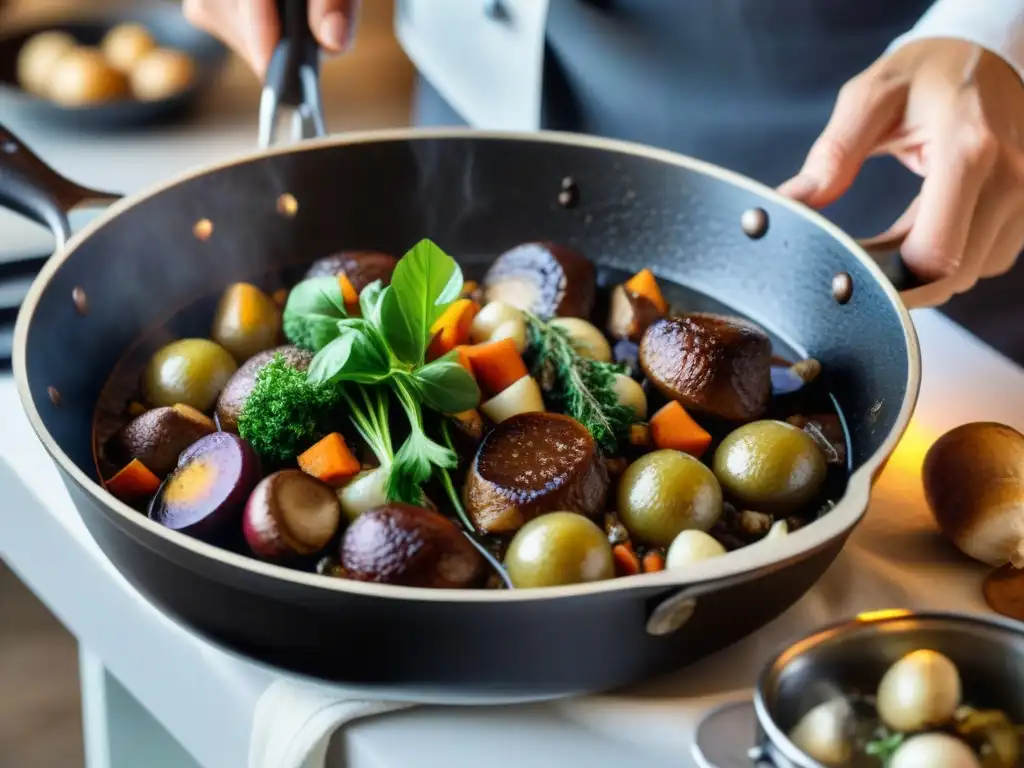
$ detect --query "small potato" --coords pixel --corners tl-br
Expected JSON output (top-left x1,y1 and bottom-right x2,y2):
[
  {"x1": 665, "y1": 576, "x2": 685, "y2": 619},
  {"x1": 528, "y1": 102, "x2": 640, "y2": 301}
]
[
  {"x1": 480, "y1": 375, "x2": 545, "y2": 424},
  {"x1": 101, "y1": 22, "x2": 156, "y2": 73},
  {"x1": 47, "y1": 48, "x2": 128, "y2": 106},
  {"x1": 611, "y1": 373, "x2": 647, "y2": 420},
  {"x1": 17, "y1": 31, "x2": 76, "y2": 96},
  {"x1": 130, "y1": 48, "x2": 196, "y2": 101},
  {"x1": 550, "y1": 317, "x2": 612, "y2": 362}
]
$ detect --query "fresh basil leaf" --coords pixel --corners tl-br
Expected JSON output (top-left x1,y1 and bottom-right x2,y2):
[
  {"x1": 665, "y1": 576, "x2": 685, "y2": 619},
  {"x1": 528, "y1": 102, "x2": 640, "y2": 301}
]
[
  {"x1": 409, "y1": 359, "x2": 481, "y2": 414},
  {"x1": 282, "y1": 277, "x2": 348, "y2": 352},
  {"x1": 359, "y1": 280, "x2": 386, "y2": 326},
  {"x1": 385, "y1": 239, "x2": 464, "y2": 364},
  {"x1": 307, "y1": 327, "x2": 390, "y2": 386},
  {"x1": 380, "y1": 286, "x2": 421, "y2": 365}
]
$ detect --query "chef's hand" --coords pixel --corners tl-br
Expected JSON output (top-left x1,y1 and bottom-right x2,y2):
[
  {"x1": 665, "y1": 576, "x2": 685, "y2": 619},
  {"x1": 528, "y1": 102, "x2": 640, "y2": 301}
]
[
  {"x1": 183, "y1": 0, "x2": 357, "y2": 77},
  {"x1": 780, "y1": 39, "x2": 1024, "y2": 295}
]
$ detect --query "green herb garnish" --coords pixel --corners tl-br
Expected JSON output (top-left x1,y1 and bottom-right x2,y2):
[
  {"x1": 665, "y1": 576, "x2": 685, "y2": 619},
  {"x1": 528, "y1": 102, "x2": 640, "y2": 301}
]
[
  {"x1": 237, "y1": 354, "x2": 343, "y2": 463},
  {"x1": 524, "y1": 312, "x2": 633, "y2": 454},
  {"x1": 864, "y1": 730, "x2": 905, "y2": 766},
  {"x1": 281, "y1": 239, "x2": 481, "y2": 528}
]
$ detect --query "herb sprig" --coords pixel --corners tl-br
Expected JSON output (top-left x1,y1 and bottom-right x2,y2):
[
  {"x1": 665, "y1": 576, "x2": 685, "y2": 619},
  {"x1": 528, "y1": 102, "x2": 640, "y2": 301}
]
[
  {"x1": 524, "y1": 312, "x2": 633, "y2": 454},
  {"x1": 282, "y1": 239, "x2": 481, "y2": 526}
]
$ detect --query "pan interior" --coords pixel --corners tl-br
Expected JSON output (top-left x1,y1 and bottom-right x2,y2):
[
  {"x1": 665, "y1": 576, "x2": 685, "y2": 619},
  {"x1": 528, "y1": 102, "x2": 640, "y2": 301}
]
[{"x1": 21, "y1": 135, "x2": 910, "y2": 527}]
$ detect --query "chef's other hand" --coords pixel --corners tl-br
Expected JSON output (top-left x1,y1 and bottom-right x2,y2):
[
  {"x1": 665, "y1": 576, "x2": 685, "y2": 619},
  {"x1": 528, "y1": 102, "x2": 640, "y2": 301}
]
[
  {"x1": 183, "y1": 0, "x2": 357, "y2": 77},
  {"x1": 780, "y1": 39, "x2": 1024, "y2": 296}
]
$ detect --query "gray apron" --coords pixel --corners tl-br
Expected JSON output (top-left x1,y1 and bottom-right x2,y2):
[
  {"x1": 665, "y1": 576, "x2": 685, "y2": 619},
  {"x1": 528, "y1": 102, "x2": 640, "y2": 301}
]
[{"x1": 413, "y1": 0, "x2": 1024, "y2": 363}]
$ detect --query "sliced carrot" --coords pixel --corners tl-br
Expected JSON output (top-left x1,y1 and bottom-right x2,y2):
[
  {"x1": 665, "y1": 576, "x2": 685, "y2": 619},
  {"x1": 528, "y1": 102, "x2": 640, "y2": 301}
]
[
  {"x1": 127, "y1": 400, "x2": 147, "y2": 418},
  {"x1": 612, "y1": 542, "x2": 641, "y2": 576},
  {"x1": 453, "y1": 345, "x2": 474, "y2": 374},
  {"x1": 624, "y1": 268, "x2": 668, "y2": 314},
  {"x1": 462, "y1": 338, "x2": 528, "y2": 395},
  {"x1": 298, "y1": 432, "x2": 361, "y2": 487},
  {"x1": 428, "y1": 299, "x2": 480, "y2": 361},
  {"x1": 461, "y1": 280, "x2": 479, "y2": 298},
  {"x1": 629, "y1": 423, "x2": 653, "y2": 448},
  {"x1": 649, "y1": 401, "x2": 712, "y2": 457},
  {"x1": 337, "y1": 274, "x2": 360, "y2": 311},
  {"x1": 642, "y1": 551, "x2": 665, "y2": 573},
  {"x1": 106, "y1": 459, "x2": 161, "y2": 501},
  {"x1": 172, "y1": 403, "x2": 217, "y2": 431}
]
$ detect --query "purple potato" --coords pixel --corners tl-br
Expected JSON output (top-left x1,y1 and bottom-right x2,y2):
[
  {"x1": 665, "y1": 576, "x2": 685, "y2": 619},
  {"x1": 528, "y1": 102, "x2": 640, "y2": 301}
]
[{"x1": 149, "y1": 432, "x2": 261, "y2": 541}]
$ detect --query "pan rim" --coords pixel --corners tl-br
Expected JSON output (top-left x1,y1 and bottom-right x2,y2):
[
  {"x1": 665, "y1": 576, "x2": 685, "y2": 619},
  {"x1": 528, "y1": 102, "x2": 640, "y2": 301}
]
[{"x1": 12, "y1": 127, "x2": 922, "y2": 603}]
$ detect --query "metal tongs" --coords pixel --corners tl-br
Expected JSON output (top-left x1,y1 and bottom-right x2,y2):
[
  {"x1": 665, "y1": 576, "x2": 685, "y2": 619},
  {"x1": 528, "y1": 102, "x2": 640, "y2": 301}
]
[{"x1": 258, "y1": 0, "x2": 327, "y2": 148}]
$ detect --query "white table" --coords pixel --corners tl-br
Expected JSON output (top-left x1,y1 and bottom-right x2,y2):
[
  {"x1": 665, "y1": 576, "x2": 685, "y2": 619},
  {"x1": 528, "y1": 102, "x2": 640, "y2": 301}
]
[{"x1": 2, "y1": 308, "x2": 1021, "y2": 768}]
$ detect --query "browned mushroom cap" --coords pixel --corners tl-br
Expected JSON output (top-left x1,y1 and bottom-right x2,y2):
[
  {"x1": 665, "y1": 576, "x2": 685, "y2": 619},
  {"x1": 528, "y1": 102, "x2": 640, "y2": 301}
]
[
  {"x1": 304, "y1": 251, "x2": 398, "y2": 291},
  {"x1": 482, "y1": 241, "x2": 596, "y2": 319},
  {"x1": 340, "y1": 503, "x2": 485, "y2": 589},
  {"x1": 639, "y1": 313, "x2": 772, "y2": 422},
  {"x1": 463, "y1": 412, "x2": 609, "y2": 534}
]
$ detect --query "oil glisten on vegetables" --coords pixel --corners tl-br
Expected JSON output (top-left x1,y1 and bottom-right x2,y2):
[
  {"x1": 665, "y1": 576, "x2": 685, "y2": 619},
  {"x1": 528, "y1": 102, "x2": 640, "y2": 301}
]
[{"x1": 93, "y1": 239, "x2": 849, "y2": 590}]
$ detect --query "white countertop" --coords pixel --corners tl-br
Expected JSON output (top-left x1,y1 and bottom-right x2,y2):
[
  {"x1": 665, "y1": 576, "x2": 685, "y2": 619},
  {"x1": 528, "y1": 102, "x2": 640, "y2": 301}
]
[{"x1": 1, "y1": 308, "x2": 1021, "y2": 768}]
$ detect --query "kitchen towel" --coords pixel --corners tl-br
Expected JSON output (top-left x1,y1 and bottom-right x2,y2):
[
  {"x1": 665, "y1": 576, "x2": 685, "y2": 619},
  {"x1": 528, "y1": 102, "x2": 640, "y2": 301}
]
[{"x1": 249, "y1": 679, "x2": 413, "y2": 768}]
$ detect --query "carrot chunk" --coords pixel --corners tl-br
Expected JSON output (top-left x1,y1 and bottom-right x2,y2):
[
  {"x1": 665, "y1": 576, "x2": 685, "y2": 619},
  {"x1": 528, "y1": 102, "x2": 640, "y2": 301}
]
[
  {"x1": 427, "y1": 299, "x2": 480, "y2": 360},
  {"x1": 613, "y1": 542, "x2": 641, "y2": 576},
  {"x1": 642, "y1": 551, "x2": 665, "y2": 573},
  {"x1": 649, "y1": 401, "x2": 712, "y2": 457},
  {"x1": 337, "y1": 274, "x2": 360, "y2": 312},
  {"x1": 624, "y1": 268, "x2": 668, "y2": 314},
  {"x1": 106, "y1": 459, "x2": 161, "y2": 501},
  {"x1": 462, "y1": 338, "x2": 529, "y2": 395},
  {"x1": 297, "y1": 432, "x2": 361, "y2": 487}
]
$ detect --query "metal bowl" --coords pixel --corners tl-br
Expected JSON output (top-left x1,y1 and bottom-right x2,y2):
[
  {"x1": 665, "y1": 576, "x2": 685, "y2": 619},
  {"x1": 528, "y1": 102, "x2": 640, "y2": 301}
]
[{"x1": 694, "y1": 611, "x2": 1024, "y2": 767}]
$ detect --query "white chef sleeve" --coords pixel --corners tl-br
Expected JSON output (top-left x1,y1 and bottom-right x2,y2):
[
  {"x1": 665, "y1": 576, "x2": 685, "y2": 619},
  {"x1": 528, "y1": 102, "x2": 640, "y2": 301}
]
[{"x1": 887, "y1": 0, "x2": 1024, "y2": 84}]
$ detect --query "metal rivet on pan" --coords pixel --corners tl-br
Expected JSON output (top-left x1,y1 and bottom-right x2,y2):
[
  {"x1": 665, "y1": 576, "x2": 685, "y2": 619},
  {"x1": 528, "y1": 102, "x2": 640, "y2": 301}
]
[
  {"x1": 276, "y1": 193, "x2": 298, "y2": 217},
  {"x1": 646, "y1": 596, "x2": 697, "y2": 636},
  {"x1": 193, "y1": 219, "x2": 213, "y2": 241},
  {"x1": 832, "y1": 272, "x2": 853, "y2": 304},
  {"x1": 71, "y1": 286, "x2": 88, "y2": 315},
  {"x1": 741, "y1": 207, "x2": 769, "y2": 239},
  {"x1": 47, "y1": 386, "x2": 61, "y2": 407},
  {"x1": 558, "y1": 177, "x2": 579, "y2": 209}
]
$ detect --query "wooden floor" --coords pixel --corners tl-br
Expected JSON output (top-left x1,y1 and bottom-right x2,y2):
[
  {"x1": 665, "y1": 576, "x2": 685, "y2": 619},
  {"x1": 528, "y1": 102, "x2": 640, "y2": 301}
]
[{"x1": 0, "y1": 562, "x2": 84, "y2": 768}]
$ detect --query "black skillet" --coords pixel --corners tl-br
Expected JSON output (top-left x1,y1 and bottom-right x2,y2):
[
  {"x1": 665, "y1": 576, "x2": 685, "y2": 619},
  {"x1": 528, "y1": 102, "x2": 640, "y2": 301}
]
[
  {"x1": 0, "y1": 2, "x2": 942, "y2": 701},
  {"x1": 0, "y1": 5, "x2": 228, "y2": 131}
]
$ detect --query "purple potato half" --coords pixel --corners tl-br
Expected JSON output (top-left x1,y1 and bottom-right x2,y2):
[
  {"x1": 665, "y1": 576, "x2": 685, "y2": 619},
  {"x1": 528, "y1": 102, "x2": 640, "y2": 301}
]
[{"x1": 149, "y1": 432, "x2": 262, "y2": 541}]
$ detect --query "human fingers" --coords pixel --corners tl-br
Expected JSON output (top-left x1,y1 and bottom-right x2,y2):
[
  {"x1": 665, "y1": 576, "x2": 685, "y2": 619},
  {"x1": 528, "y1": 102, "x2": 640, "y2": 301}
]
[
  {"x1": 900, "y1": 94, "x2": 997, "y2": 281},
  {"x1": 183, "y1": 0, "x2": 276, "y2": 76},
  {"x1": 309, "y1": 0, "x2": 357, "y2": 52},
  {"x1": 778, "y1": 68, "x2": 906, "y2": 208}
]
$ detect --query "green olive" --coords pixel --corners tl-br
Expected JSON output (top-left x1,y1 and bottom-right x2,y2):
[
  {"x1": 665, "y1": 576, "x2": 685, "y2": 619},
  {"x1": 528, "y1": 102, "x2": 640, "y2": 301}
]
[
  {"x1": 211, "y1": 282, "x2": 281, "y2": 362},
  {"x1": 143, "y1": 339, "x2": 237, "y2": 411},
  {"x1": 713, "y1": 420, "x2": 826, "y2": 513},
  {"x1": 503, "y1": 512, "x2": 614, "y2": 588},
  {"x1": 617, "y1": 449, "x2": 723, "y2": 546}
]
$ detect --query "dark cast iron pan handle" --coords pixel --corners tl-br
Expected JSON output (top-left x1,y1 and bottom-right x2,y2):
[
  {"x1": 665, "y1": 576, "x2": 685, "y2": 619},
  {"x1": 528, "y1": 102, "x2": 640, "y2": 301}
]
[
  {"x1": 258, "y1": 0, "x2": 327, "y2": 148},
  {"x1": 0, "y1": 126, "x2": 121, "y2": 249}
]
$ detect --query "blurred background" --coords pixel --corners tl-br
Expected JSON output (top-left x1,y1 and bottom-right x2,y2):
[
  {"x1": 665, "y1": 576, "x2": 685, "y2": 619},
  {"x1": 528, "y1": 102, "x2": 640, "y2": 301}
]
[{"x1": 0, "y1": 1, "x2": 414, "y2": 765}]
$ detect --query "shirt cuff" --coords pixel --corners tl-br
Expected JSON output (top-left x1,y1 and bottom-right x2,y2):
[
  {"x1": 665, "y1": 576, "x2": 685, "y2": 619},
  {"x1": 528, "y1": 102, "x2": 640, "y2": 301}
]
[{"x1": 886, "y1": 0, "x2": 1024, "y2": 85}]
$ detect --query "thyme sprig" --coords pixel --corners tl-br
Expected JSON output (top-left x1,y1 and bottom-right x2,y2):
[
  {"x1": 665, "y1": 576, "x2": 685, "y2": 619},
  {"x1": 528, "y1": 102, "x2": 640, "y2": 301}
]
[{"x1": 523, "y1": 311, "x2": 634, "y2": 454}]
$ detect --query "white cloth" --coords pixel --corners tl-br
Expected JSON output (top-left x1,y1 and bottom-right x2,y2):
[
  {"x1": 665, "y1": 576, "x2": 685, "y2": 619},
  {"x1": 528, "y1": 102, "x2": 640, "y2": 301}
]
[
  {"x1": 890, "y1": 0, "x2": 1024, "y2": 83},
  {"x1": 249, "y1": 680, "x2": 412, "y2": 768}
]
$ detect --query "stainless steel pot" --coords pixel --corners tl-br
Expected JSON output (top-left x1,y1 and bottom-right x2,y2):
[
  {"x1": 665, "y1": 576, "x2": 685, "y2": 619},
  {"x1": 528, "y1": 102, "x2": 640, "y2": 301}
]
[{"x1": 693, "y1": 610, "x2": 1024, "y2": 767}]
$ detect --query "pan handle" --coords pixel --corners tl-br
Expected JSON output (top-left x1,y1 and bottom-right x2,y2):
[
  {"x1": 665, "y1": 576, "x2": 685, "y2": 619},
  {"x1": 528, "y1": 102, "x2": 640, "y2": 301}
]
[
  {"x1": 855, "y1": 232, "x2": 958, "y2": 310},
  {"x1": 0, "y1": 125, "x2": 121, "y2": 249}
]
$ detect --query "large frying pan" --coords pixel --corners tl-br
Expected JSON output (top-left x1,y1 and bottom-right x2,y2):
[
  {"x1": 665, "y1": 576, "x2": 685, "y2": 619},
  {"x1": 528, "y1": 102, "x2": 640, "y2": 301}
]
[{"x1": 1, "y1": 13, "x2": 934, "y2": 702}]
